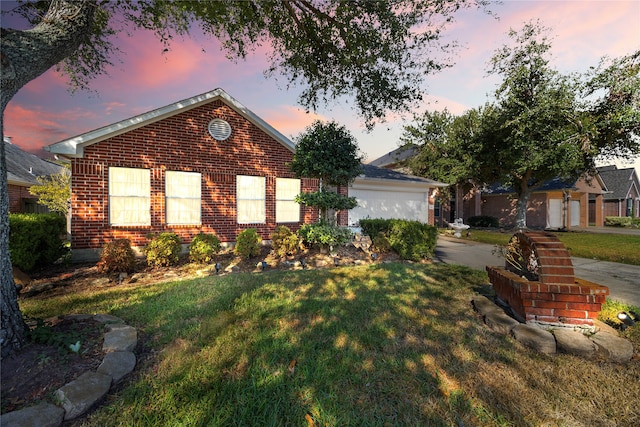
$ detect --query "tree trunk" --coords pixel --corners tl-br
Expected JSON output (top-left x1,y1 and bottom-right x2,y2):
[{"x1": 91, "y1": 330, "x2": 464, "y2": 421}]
[
  {"x1": 1, "y1": 0, "x2": 97, "y2": 357},
  {"x1": 515, "y1": 190, "x2": 531, "y2": 230},
  {"x1": 1, "y1": 118, "x2": 26, "y2": 358}
]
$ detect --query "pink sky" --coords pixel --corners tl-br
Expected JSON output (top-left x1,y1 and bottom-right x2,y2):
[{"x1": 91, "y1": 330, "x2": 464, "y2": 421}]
[{"x1": 3, "y1": 1, "x2": 640, "y2": 171}]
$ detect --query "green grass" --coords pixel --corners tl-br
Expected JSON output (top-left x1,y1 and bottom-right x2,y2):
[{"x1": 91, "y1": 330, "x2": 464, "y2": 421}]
[
  {"x1": 19, "y1": 263, "x2": 640, "y2": 426},
  {"x1": 464, "y1": 229, "x2": 640, "y2": 265}
]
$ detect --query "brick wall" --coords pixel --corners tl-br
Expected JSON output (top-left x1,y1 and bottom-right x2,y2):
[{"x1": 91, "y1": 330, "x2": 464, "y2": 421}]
[
  {"x1": 70, "y1": 100, "x2": 319, "y2": 256},
  {"x1": 487, "y1": 231, "x2": 609, "y2": 326},
  {"x1": 8, "y1": 184, "x2": 37, "y2": 213}
]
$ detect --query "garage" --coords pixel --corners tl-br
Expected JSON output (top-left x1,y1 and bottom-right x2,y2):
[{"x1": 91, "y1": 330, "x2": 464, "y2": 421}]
[{"x1": 347, "y1": 165, "x2": 448, "y2": 226}]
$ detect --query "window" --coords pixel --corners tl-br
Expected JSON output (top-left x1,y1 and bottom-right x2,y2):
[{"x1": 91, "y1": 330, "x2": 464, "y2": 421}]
[
  {"x1": 276, "y1": 178, "x2": 301, "y2": 223},
  {"x1": 237, "y1": 175, "x2": 265, "y2": 223},
  {"x1": 109, "y1": 167, "x2": 150, "y2": 225},
  {"x1": 166, "y1": 171, "x2": 201, "y2": 225}
]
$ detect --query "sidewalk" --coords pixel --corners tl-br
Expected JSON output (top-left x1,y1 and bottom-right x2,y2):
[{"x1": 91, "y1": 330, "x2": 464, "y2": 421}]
[{"x1": 434, "y1": 235, "x2": 640, "y2": 307}]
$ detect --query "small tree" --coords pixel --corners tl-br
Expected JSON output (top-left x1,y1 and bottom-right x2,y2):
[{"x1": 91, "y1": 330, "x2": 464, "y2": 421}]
[
  {"x1": 28, "y1": 166, "x2": 71, "y2": 215},
  {"x1": 289, "y1": 120, "x2": 363, "y2": 224}
]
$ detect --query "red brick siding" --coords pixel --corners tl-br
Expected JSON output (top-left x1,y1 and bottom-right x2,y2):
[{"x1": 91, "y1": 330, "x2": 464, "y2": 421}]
[
  {"x1": 70, "y1": 100, "x2": 319, "y2": 251},
  {"x1": 8, "y1": 184, "x2": 37, "y2": 213}
]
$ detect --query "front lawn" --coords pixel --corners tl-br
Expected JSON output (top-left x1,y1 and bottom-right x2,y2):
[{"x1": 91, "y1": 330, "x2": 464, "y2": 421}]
[
  {"x1": 464, "y1": 230, "x2": 640, "y2": 265},
  {"x1": 20, "y1": 263, "x2": 640, "y2": 426}
]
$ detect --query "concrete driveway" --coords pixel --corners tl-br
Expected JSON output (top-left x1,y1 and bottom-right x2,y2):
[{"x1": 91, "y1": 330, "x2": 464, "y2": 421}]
[{"x1": 434, "y1": 235, "x2": 640, "y2": 307}]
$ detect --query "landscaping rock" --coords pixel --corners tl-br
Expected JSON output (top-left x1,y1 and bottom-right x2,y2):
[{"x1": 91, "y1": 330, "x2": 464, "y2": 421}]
[
  {"x1": 0, "y1": 402, "x2": 64, "y2": 427},
  {"x1": 103, "y1": 324, "x2": 137, "y2": 352},
  {"x1": 511, "y1": 324, "x2": 556, "y2": 355},
  {"x1": 94, "y1": 313, "x2": 124, "y2": 324},
  {"x1": 590, "y1": 332, "x2": 634, "y2": 363},
  {"x1": 484, "y1": 310, "x2": 520, "y2": 335},
  {"x1": 471, "y1": 296, "x2": 501, "y2": 316},
  {"x1": 55, "y1": 371, "x2": 112, "y2": 420},
  {"x1": 552, "y1": 328, "x2": 596, "y2": 358},
  {"x1": 97, "y1": 351, "x2": 136, "y2": 383}
]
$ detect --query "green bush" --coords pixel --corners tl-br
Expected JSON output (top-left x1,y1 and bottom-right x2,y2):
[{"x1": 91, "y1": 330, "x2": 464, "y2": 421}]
[
  {"x1": 188, "y1": 233, "x2": 222, "y2": 264},
  {"x1": 145, "y1": 232, "x2": 182, "y2": 267},
  {"x1": 98, "y1": 239, "x2": 136, "y2": 273},
  {"x1": 388, "y1": 220, "x2": 437, "y2": 261},
  {"x1": 9, "y1": 213, "x2": 67, "y2": 272},
  {"x1": 270, "y1": 226, "x2": 300, "y2": 258},
  {"x1": 359, "y1": 218, "x2": 394, "y2": 237},
  {"x1": 466, "y1": 215, "x2": 499, "y2": 228},
  {"x1": 234, "y1": 228, "x2": 261, "y2": 259},
  {"x1": 372, "y1": 232, "x2": 391, "y2": 253},
  {"x1": 605, "y1": 216, "x2": 633, "y2": 227},
  {"x1": 298, "y1": 221, "x2": 353, "y2": 248}
]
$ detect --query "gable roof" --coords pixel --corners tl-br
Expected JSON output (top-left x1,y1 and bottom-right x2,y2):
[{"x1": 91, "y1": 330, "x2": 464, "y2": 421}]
[
  {"x1": 4, "y1": 138, "x2": 64, "y2": 187},
  {"x1": 484, "y1": 172, "x2": 607, "y2": 195},
  {"x1": 369, "y1": 145, "x2": 418, "y2": 168},
  {"x1": 358, "y1": 164, "x2": 447, "y2": 187},
  {"x1": 597, "y1": 165, "x2": 640, "y2": 200},
  {"x1": 46, "y1": 88, "x2": 295, "y2": 158}
]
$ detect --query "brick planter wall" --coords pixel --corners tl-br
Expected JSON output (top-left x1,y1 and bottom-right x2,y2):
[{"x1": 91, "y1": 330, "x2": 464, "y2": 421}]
[{"x1": 487, "y1": 231, "x2": 609, "y2": 326}]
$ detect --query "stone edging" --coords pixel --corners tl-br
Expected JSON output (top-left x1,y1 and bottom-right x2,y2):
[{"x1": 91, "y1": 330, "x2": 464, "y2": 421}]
[
  {"x1": 472, "y1": 295, "x2": 634, "y2": 362},
  {"x1": 1, "y1": 314, "x2": 137, "y2": 426}
]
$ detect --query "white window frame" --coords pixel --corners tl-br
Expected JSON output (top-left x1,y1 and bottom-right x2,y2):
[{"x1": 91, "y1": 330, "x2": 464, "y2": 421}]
[
  {"x1": 165, "y1": 171, "x2": 201, "y2": 225},
  {"x1": 237, "y1": 175, "x2": 266, "y2": 224},
  {"x1": 108, "y1": 167, "x2": 151, "y2": 226},
  {"x1": 276, "y1": 178, "x2": 301, "y2": 223}
]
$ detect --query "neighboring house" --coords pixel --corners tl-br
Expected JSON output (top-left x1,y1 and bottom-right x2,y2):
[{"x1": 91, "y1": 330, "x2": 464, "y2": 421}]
[
  {"x1": 594, "y1": 165, "x2": 640, "y2": 218},
  {"x1": 477, "y1": 175, "x2": 608, "y2": 229},
  {"x1": 5, "y1": 136, "x2": 65, "y2": 213},
  {"x1": 46, "y1": 88, "x2": 442, "y2": 262}
]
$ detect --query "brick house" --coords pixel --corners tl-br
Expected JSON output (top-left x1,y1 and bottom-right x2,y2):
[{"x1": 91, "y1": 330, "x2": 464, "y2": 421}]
[
  {"x1": 5, "y1": 136, "x2": 65, "y2": 213},
  {"x1": 594, "y1": 165, "x2": 640, "y2": 218},
  {"x1": 46, "y1": 89, "x2": 320, "y2": 262}
]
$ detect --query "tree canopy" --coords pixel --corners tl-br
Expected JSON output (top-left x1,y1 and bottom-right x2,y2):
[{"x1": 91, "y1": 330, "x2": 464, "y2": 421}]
[
  {"x1": 28, "y1": 166, "x2": 71, "y2": 215},
  {"x1": 403, "y1": 22, "x2": 640, "y2": 229}
]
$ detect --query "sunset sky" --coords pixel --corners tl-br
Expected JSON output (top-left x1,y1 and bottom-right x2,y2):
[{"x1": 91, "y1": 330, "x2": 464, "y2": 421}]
[{"x1": 3, "y1": 0, "x2": 640, "y2": 172}]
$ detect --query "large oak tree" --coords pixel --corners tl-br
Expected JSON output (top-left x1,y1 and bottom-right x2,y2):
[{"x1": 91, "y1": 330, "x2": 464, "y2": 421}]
[{"x1": 1, "y1": 0, "x2": 486, "y2": 356}]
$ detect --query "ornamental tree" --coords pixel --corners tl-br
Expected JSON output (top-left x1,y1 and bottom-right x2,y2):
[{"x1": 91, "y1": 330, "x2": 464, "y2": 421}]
[
  {"x1": 290, "y1": 120, "x2": 363, "y2": 223},
  {"x1": 28, "y1": 166, "x2": 71, "y2": 215},
  {"x1": 0, "y1": 0, "x2": 485, "y2": 356}
]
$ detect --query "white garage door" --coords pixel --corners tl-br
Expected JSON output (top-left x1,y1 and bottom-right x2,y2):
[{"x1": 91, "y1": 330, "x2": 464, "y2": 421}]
[
  {"x1": 348, "y1": 189, "x2": 428, "y2": 226},
  {"x1": 547, "y1": 199, "x2": 563, "y2": 229}
]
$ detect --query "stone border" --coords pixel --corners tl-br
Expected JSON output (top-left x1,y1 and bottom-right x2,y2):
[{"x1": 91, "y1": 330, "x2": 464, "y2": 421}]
[
  {"x1": 1, "y1": 314, "x2": 137, "y2": 426},
  {"x1": 471, "y1": 295, "x2": 633, "y2": 362}
]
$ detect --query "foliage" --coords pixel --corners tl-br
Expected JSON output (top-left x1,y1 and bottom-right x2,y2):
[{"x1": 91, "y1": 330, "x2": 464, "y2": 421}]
[
  {"x1": 188, "y1": 233, "x2": 222, "y2": 264},
  {"x1": 604, "y1": 216, "x2": 634, "y2": 227},
  {"x1": 388, "y1": 220, "x2": 438, "y2": 261},
  {"x1": 9, "y1": 213, "x2": 67, "y2": 272},
  {"x1": 290, "y1": 120, "x2": 364, "y2": 187},
  {"x1": 297, "y1": 221, "x2": 353, "y2": 249},
  {"x1": 466, "y1": 215, "x2": 499, "y2": 228},
  {"x1": 98, "y1": 238, "x2": 136, "y2": 273},
  {"x1": 503, "y1": 235, "x2": 539, "y2": 281},
  {"x1": 359, "y1": 218, "x2": 395, "y2": 237},
  {"x1": 27, "y1": 166, "x2": 71, "y2": 215},
  {"x1": 234, "y1": 229, "x2": 261, "y2": 259},
  {"x1": 26, "y1": 318, "x2": 89, "y2": 354},
  {"x1": 144, "y1": 232, "x2": 182, "y2": 267},
  {"x1": 270, "y1": 226, "x2": 300, "y2": 259},
  {"x1": 372, "y1": 232, "x2": 392, "y2": 253},
  {"x1": 294, "y1": 190, "x2": 357, "y2": 212}
]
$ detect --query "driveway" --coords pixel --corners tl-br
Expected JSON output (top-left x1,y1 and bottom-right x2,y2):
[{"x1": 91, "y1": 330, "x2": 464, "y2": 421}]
[{"x1": 434, "y1": 235, "x2": 640, "y2": 307}]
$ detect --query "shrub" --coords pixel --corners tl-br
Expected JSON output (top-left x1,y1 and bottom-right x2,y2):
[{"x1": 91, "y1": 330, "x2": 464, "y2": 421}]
[
  {"x1": 188, "y1": 233, "x2": 221, "y2": 264},
  {"x1": 298, "y1": 221, "x2": 353, "y2": 249},
  {"x1": 466, "y1": 215, "x2": 499, "y2": 228},
  {"x1": 270, "y1": 226, "x2": 300, "y2": 258},
  {"x1": 145, "y1": 232, "x2": 182, "y2": 267},
  {"x1": 372, "y1": 232, "x2": 391, "y2": 253},
  {"x1": 98, "y1": 239, "x2": 136, "y2": 273},
  {"x1": 234, "y1": 228, "x2": 261, "y2": 259},
  {"x1": 388, "y1": 220, "x2": 437, "y2": 261},
  {"x1": 359, "y1": 218, "x2": 393, "y2": 237},
  {"x1": 9, "y1": 213, "x2": 67, "y2": 272},
  {"x1": 605, "y1": 216, "x2": 633, "y2": 227}
]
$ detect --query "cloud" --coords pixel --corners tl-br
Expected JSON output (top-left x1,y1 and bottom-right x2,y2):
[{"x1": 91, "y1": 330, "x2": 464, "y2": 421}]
[{"x1": 261, "y1": 106, "x2": 324, "y2": 139}]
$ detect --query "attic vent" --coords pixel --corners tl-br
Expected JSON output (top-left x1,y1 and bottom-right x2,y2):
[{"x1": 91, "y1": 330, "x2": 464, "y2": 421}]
[{"x1": 208, "y1": 118, "x2": 231, "y2": 141}]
